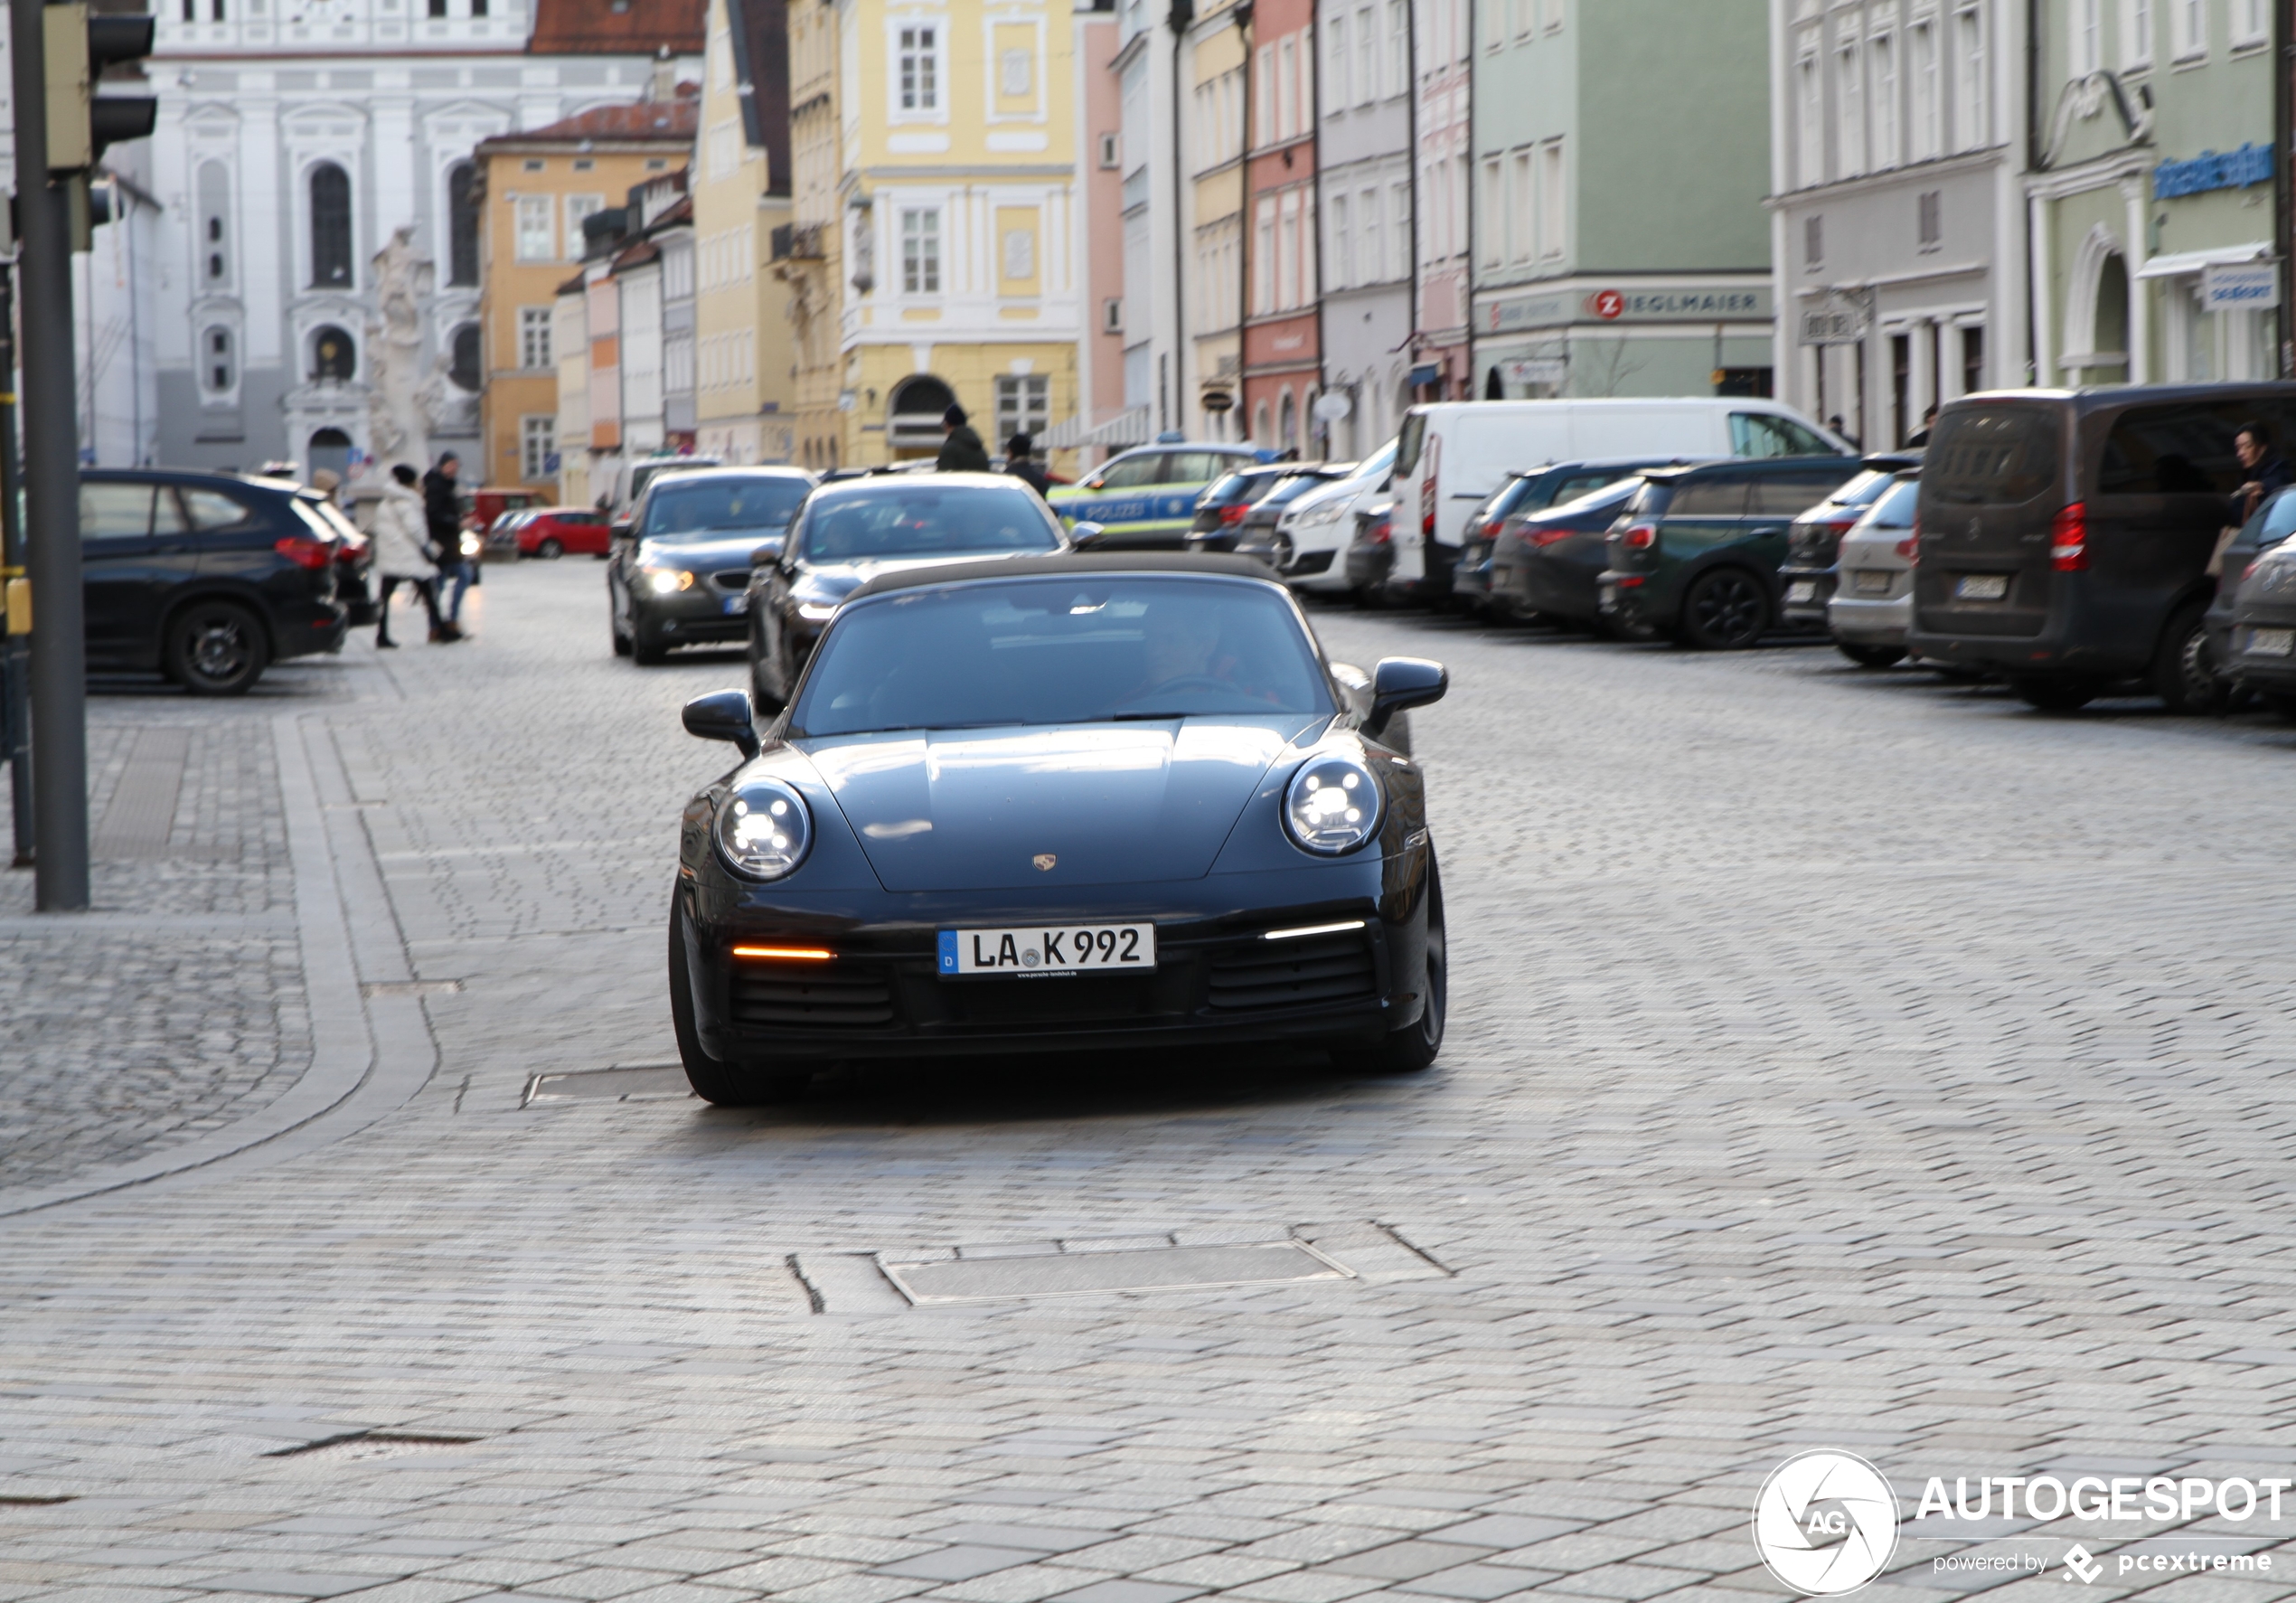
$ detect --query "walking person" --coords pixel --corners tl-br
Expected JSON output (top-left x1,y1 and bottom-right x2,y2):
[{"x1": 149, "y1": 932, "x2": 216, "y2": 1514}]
[
  {"x1": 1004, "y1": 432, "x2": 1053, "y2": 500},
  {"x1": 372, "y1": 464, "x2": 456, "y2": 647},
  {"x1": 936, "y1": 403, "x2": 991, "y2": 472},
  {"x1": 423, "y1": 451, "x2": 475, "y2": 633}
]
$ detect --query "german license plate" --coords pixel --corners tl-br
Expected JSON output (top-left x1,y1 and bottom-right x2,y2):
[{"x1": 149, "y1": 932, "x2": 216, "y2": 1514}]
[
  {"x1": 1852, "y1": 570, "x2": 1891, "y2": 594},
  {"x1": 1785, "y1": 581, "x2": 1816, "y2": 604},
  {"x1": 1955, "y1": 573, "x2": 2009, "y2": 600},
  {"x1": 722, "y1": 593, "x2": 749, "y2": 614},
  {"x1": 938, "y1": 924, "x2": 1157, "y2": 976},
  {"x1": 2250, "y1": 627, "x2": 2295, "y2": 657}
]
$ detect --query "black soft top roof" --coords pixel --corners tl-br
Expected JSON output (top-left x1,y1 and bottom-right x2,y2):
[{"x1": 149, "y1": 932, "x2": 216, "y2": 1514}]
[{"x1": 844, "y1": 552, "x2": 1278, "y2": 603}]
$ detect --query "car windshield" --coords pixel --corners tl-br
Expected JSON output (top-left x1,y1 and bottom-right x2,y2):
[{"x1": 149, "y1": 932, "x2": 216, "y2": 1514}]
[
  {"x1": 1858, "y1": 477, "x2": 1920, "y2": 530},
  {"x1": 643, "y1": 476, "x2": 809, "y2": 536},
  {"x1": 791, "y1": 577, "x2": 1335, "y2": 736},
  {"x1": 1545, "y1": 478, "x2": 1643, "y2": 521},
  {"x1": 800, "y1": 485, "x2": 1061, "y2": 562},
  {"x1": 1200, "y1": 473, "x2": 1271, "y2": 507},
  {"x1": 1818, "y1": 468, "x2": 1898, "y2": 510}
]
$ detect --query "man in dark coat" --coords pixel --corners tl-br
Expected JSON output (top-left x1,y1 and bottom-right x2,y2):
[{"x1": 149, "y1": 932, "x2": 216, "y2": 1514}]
[
  {"x1": 936, "y1": 404, "x2": 992, "y2": 473},
  {"x1": 2235, "y1": 420, "x2": 2294, "y2": 519},
  {"x1": 421, "y1": 452, "x2": 472, "y2": 635},
  {"x1": 1004, "y1": 432, "x2": 1053, "y2": 499}
]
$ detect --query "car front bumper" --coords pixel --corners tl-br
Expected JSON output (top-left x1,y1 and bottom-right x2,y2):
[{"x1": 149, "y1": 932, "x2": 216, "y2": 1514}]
[
  {"x1": 679, "y1": 856, "x2": 1435, "y2": 1063},
  {"x1": 2227, "y1": 596, "x2": 2296, "y2": 690},
  {"x1": 634, "y1": 585, "x2": 752, "y2": 647}
]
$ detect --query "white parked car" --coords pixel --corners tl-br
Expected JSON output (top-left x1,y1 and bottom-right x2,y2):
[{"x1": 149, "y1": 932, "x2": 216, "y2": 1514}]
[
  {"x1": 1384, "y1": 398, "x2": 1853, "y2": 602},
  {"x1": 1826, "y1": 471, "x2": 1920, "y2": 668},
  {"x1": 1254, "y1": 440, "x2": 1397, "y2": 593}
]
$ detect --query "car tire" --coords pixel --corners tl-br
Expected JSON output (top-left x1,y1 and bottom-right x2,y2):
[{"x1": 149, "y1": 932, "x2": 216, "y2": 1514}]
[
  {"x1": 1836, "y1": 640, "x2": 1907, "y2": 669},
  {"x1": 2154, "y1": 603, "x2": 2223, "y2": 714},
  {"x1": 537, "y1": 536, "x2": 564, "y2": 560},
  {"x1": 631, "y1": 615, "x2": 669, "y2": 665},
  {"x1": 1676, "y1": 569, "x2": 1770, "y2": 650},
  {"x1": 1340, "y1": 858, "x2": 1444, "y2": 1075},
  {"x1": 669, "y1": 896, "x2": 810, "y2": 1108},
  {"x1": 165, "y1": 599, "x2": 268, "y2": 696},
  {"x1": 2011, "y1": 676, "x2": 2101, "y2": 712}
]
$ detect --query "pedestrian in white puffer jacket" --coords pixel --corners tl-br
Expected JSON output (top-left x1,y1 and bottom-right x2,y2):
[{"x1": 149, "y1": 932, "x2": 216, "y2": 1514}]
[{"x1": 372, "y1": 464, "x2": 458, "y2": 646}]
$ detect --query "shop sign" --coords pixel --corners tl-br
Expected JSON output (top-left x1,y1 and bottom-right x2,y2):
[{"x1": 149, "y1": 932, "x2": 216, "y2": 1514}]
[
  {"x1": 2203, "y1": 259, "x2": 2280, "y2": 311},
  {"x1": 1483, "y1": 286, "x2": 1772, "y2": 332},
  {"x1": 2155, "y1": 143, "x2": 2274, "y2": 200}
]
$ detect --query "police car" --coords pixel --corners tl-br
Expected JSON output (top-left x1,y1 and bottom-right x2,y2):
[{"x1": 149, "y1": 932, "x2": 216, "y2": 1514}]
[{"x1": 1047, "y1": 438, "x2": 1273, "y2": 549}]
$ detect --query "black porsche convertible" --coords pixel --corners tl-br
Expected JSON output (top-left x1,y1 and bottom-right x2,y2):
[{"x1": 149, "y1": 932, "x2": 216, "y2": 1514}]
[{"x1": 669, "y1": 553, "x2": 1449, "y2": 1105}]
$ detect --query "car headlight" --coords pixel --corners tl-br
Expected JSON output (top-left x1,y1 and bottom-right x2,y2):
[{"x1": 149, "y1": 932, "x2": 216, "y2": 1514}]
[
  {"x1": 459, "y1": 532, "x2": 483, "y2": 558},
  {"x1": 795, "y1": 601, "x2": 839, "y2": 622},
  {"x1": 645, "y1": 567, "x2": 693, "y2": 594},
  {"x1": 1283, "y1": 754, "x2": 1380, "y2": 855},
  {"x1": 714, "y1": 778, "x2": 814, "y2": 881}
]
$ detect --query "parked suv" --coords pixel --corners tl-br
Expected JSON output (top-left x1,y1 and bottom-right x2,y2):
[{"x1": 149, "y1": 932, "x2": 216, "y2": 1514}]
[
  {"x1": 1596, "y1": 457, "x2": 1864, "y2": 648},
  {"x1": 1468, "y1": 457, "x2": 1711, "y2": 622},
  {"x1": 1776, "y1": 454, "x2": 1923, "y2": 629},
  {"x1": 82, "y1": 469, "x2": 353, "y2": 694},
  {"x1": 1907, "y1": 383, "x2": 2296, "y2": 712}
]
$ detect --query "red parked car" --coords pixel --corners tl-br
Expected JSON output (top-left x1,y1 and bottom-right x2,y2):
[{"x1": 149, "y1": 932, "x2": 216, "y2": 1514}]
[{"x1": 507, "y1": 507, "x2": 613, "y2": 559}]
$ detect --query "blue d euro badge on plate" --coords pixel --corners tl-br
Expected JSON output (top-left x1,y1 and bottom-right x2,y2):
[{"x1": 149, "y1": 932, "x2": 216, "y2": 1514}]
[{"x1": 937, "y1": 930, "x2": 960, "y2": 974}]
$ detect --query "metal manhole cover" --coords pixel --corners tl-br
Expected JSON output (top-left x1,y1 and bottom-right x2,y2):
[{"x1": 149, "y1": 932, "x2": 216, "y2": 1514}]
[
  {"x1": 881, "y1": 1240, "x2": 1351, "y2": 1304},
  {"x1": 523, "y1": 1066, "x2": 692, "y2": 1105}
]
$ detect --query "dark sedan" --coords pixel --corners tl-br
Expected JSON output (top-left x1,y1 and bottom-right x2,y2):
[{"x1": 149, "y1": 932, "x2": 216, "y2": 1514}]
[
  {"x1": 1184, "y1": 466, "x2": 1297, "y2": 551},
  {"x1": 1192, "y1": 467, "x2": 1349, "y2": 556},
  {"x1": 746, "y1": 472, "x2": 1068, "y2": 711},
  {"x1": 1775, "y1": 454, "x2": 1923, "y2": 629},
  {"x1": 607, "y1": 467, "x2": 816, "y2": 665},
  {"x1": 82, "y1": 470, "x2": 353, "y2": 694},
  {"x1": 671, "y1": 554, "x2": 1450, "y2": 1103},
  {"x1": 1456, "y1": 458, "x2": 1700, "y2": 618}
]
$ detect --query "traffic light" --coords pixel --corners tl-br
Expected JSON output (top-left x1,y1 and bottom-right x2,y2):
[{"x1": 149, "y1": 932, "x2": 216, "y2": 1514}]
[{"x1": 43, "y1": 3, "x2": 156, "y2": 174}]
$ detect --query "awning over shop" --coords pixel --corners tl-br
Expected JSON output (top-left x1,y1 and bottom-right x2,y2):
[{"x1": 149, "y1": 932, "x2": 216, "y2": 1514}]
[{"x1": 2136, "y1": 243, "x2": 2272, "y2": 279}]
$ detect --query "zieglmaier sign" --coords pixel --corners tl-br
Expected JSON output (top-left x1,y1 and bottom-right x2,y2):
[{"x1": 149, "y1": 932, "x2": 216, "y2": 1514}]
[{"x1": 2203, "y1": 260, "x2": 2280, "y2": 312}]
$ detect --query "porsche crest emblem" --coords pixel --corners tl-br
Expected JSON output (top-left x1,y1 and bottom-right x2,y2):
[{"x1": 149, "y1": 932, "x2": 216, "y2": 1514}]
[{"x1": 1033, "y1": 853, "x2": 1058, "y2": 872}]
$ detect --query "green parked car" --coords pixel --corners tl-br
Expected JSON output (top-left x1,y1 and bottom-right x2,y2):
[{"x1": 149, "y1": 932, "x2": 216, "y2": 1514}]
[
  {"x1": 1596, "y1": 457, "x2": 1864, "y2": 648},
  {"x1": 1046, "y1": 440, "x2": 1270, "y2": 549}
]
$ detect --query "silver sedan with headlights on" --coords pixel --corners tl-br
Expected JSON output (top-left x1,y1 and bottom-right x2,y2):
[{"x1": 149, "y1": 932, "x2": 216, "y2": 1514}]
[
  {"x1": 607, "y1": 467, "x2": 818, "y2": 665},
  {"x1": 669, "y1": 553, "x2": 1449, "y2": 1106}
]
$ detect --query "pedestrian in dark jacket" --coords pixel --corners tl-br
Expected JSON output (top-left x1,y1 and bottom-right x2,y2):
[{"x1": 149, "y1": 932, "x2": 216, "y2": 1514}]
[
  {"x1": 2236, "y1": 421, "x2": 2294, "y2": 519},
  {"x1": 1005, "y1": 433, "x2": 1053, "y2": 499},
  {"x1": 421, "y1": 452, "x2": 475, "y2": 632},
  {"x1": 936, "y1": 403, "x2": 992, "y2": 473}
]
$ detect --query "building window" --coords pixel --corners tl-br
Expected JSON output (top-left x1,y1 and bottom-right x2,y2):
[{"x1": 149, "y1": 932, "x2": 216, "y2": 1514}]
[
  {"x1": 1953, "y1": 4, "x2": 1987, "y2": 148},
  {"x1": 519, "y1": 306, "x2": 553, "y2": 369},
  {"x1": 447, "y1": 162, "x2": 479, "y2": 287},
  {"x1": 2171, "y1": 0, "x2": 2204, "y2": 57},
  {"x1": 522, "y1": 416, "x2": 555, "y2": 482},
  {"x1": 1540, "y1": 0, "x2": 1561, "y2": 29},
  {"x1": 1001, "y1": 47, "x2": 1031, "y2": 98},
  {"x1": 1253, "y1": 196, "x2": 1275, "y2": 315},
  {"x1": 2075, "y1": 0, "x2": 2102, "y2": 73},
  {"x1": 1103, "y1": 297, "x2": 1122, "y2": 333},
  {"x1": 1539, "y1": 138, "x2": 1564, "y2": 259},
  {"x1": 1911, "y1": 20, "x2": 1940, "y2": 158},
  {"x1": 2233, "y1": 0, "x2": 2265, "y2": 45},
  {"x1": 1330, "y1": 192, "x2": 1351, "y2": 289},
  {"x1": 202, "y1": 327, "x2": 233, "y2": 393},
  {"x1": 1328, "y1": 14, "x2": 1349, "y2": 108},
  {"x1": 1098, "y1": 132, "x2": 1119, "y2": 168},
  {"x1": 1478, "y1": 158, "x2": 1502, "y2": 269},
  {"x1": 901, "y1": 208, "x2": 940, "y2": 294},
  {"x1": 1002, "y1": 228, "x2": 1035, "y2": 282},
  {"x1": 1870, "y1": 33, "x2": 1897, "y2": 167},
  {"x1": 449, "y1": 324, "x2": 481, "y2": 391},
  {"x1": 899, "y1": 25, "x2": 939, "y2": 111},
  {"x1": 1836, "y1": 36, "x2": 1864, "y2": 176},
  {"x1": 995, "y1": 374, "x2": 1049, "y2": 444},
  {"x1": 311, "y1": 324, "x2": 355, "y2": 382},
  {"x1": 1508, "y1": 149, "x2": 1532, "y2": 262},
  {"x1": 564, "y1": 195, "x2": 603, "y2": 256},
  {"x1": 1795, "y1": 50, "x2": 1821, "y2": 188},
  {"x1": 1917, "y1": 190, "x2": 1942, "y2": 250},
  {"x1": 515, "y1": 194, "x2": 555, "y2": 262},
  {"x1": 428, "y1": 0, "x2": 444, "y2": 14},
  {"x1": 308, "y1": 161, "x2": 353, "y2": 288},
  {"x1": 197, "y1": 160, "x2": 231, "y2": 286},
  {"x1": 1356, "y1": 5, "x2": 1376, "y2": 105},
  {"x1": 1961, "y1": 325, "x2": 1985, "y2": 393},
  {"x1": 2124, "y1": 0, "x2": 2153, "y2": 65},
  {"x1": 1804, "y1": 214, "x2": 1823, "y2": 270}
]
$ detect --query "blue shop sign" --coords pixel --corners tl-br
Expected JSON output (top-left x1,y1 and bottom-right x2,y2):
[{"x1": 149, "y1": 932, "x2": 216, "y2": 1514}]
[{"x1": 2154, "y1": 143, "x2": 2274, "y2": 200}]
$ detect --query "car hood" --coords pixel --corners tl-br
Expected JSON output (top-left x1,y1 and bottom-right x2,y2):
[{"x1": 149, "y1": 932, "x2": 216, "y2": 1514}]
[
  {"x1": 637, "y1": 530, "x2": 787, "y2": 566},
  {"x1": 798, "y1": 716, "x2": 1318, "y2": 891}
]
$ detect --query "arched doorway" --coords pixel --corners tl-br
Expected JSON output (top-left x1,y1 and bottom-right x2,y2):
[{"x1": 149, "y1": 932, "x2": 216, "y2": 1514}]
[
  {"x1": 2094, "y1": 254, "x2": 2130, "y2": 382},
  {"x1": 308, "y1": 428, "x2": 353, "y2": 485},
  {"x1": 887, "y1": 374, "x2": 956, "y2": 457}
]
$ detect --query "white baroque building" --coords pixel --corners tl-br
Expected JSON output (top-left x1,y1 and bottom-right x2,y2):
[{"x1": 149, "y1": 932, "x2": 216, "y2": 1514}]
[{"x1": 148, "y1": 0, "x2": 700, "y2": 476}]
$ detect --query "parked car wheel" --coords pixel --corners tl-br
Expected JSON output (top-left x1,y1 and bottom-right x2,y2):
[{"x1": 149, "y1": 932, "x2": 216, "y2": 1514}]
[
  {"x1": 669, "y1": 896, "x2": 809, "y2": 1108},
  {"x1": 610, "y1": 618, "x2": 632, "y2": 657},
  {"x1": 1836, "y1": 640, "x2": 1907, "y2": 669},
  {"x1": 2011, "y1": 676, "x2": 2101, "y2": 712},
  {"x1": 2155, "y1": 603, "x2": 2224, "y2": 714},
  {"x1": 537, "y1": 536, "x2": 564, "y2": 560},
  {"x1": 1677, "y1": 569, "x2": 1769, "y2": 650},
  {"x1": 165, "y1": 599, "x2": 268, "y2": 696}
]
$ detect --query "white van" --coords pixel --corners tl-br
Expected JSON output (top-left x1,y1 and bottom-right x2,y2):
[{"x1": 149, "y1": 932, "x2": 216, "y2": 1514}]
[{"x1": 1385, "y1": 399, "x2": 1852, "y2": 599}]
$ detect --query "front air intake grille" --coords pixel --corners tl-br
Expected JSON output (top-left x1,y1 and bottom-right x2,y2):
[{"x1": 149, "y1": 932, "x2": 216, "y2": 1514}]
[
  {"x1": 1206, "y1": 930, "x2": 1378, "y2": 1013},
  {"x1": 730, "y1": 966, "x2": 896, "y2": 1029}
]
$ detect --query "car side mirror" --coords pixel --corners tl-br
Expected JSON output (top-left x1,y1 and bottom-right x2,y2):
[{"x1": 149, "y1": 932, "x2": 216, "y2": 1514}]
[
  {"x1": 1069, "y1": 520, "x2": 1106, "y2": 549},
  {"x1": 682, "y1": 689, "x2": 759, "y2": 759},
  {"x1": 610, "y1": 518, "x2": 633, "y2": 541},
  {"x1": 1082, "y1": 476, "x2": 1105, "y2": 492},
  {"x1": 1363, "y1": 656, "x2": 1447, "y2": 740}
]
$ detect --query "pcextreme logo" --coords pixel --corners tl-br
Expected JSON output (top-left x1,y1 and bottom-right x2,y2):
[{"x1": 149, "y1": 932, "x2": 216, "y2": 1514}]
[{"x1": 1752, "y1": 1451, "x2": 1900, "y2": 1596}]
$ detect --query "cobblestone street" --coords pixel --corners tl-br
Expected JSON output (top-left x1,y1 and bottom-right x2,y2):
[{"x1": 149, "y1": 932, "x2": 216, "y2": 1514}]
[{"x1": 8, "y1": 560, "x2": 2296, "y2": 1601}]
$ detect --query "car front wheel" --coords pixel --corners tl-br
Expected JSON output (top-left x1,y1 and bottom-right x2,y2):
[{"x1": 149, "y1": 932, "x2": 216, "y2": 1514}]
[
  {"x1": 1677, "y1": 569, "x2": 1769, "y2": 650},
  {"x1": 537, "y1": 536, "x2": 564, "y2": 560},
  {"x1": 165, "y1": 599, "x2": 268, "y2": 695},
  {"x1": 2155, "y1": 602, "x2": 2224, "y2": 714}
]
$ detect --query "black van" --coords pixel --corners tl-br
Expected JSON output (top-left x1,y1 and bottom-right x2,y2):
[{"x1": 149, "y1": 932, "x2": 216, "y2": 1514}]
[{"x1": 1907, "y1": 384, "x2": 2296, "y2": 712}]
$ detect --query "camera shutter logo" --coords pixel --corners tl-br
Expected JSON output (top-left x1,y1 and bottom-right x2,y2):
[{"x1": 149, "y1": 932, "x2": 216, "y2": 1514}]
[{"x1": 1752, "y1": 1450, "x2": 1899, "y2": 1595}]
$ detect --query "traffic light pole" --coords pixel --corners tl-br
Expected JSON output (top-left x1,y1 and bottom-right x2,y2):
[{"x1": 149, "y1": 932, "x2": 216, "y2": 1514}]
[
  {"x1": 0, "y1": 262, "x2": 34, "y2": 871},
  {"x1": 10, "y1": 0, "x2": 89, "y2": 910}
]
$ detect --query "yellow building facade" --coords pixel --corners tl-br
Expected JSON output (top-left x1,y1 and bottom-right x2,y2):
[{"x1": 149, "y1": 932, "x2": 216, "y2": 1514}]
[
  {"x1": 693, "y1": 0, "x2": 799, "y2": 464},
  {"x1": 777, "y1": 0, "x2": 845, "y2": 468},
  {"x1": 824, "y1": 0, "x2": 1084, "y2": 466},
  {"x1": 475, "y1": 106, "x2": 693, "y2": 497}
]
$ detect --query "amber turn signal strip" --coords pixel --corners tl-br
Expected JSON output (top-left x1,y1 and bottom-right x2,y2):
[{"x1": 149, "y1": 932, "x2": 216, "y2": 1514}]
[{"x1": 731, "y1": 945, "x2": 835, "y2": 962}]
